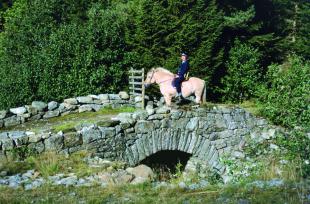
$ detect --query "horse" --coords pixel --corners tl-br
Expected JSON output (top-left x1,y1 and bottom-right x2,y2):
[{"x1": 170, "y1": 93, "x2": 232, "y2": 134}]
[{"x1": 144, "y1": 67, "x2": 206, "y2": 106}]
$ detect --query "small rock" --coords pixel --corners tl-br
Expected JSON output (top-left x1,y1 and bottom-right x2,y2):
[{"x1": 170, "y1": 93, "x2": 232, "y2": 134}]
[
  {"x1": 126, "y1": 165, "x2": 154, "y2": 180},
  {"x1": 108, "y1": 94, "x2": 121, "y2": 100},
  {"x1": 48, "y1": 101, "x2": 59, "y2": 111},
  {"x1": 267, "y1": 178, "x2": 284, "y2": 187},
  {"x1": 116, "y1": 112, "x2": 135, "y2": 124},
  {"x1": 233, "y1": 151, "x2": 245, "y2": 159},
  {"x1": 10, "y1": 107, "x2": 27, "y2": 115},
  {"x1": 43, "y1": 110, "x2": 60, "y2": 119},
  {"x1": 9, "y1": 181, "x2": 20, "y2": 189},
  {"x1": 64, "y1": 98, "x2": 78, "y2": 105},
  {"x1": 55, "y1": 176, "x2": 78, "y2": 186},
  {"x1": 134, "y1": 96, "x2": 142, "y2": 103},
  {"x1": 79, "y1": 105, "x2": 93, "y2": 113},
  {"x1": 0, "y1": 110, "x2": 8, "y2": 119},
  {"x1": 89, "y1": 104, "x2": 103, "y2": 112},
  {"x1": 0, "y1": 171, "x2": 7, "y2": 177},
  {"x1": 279, "y1": 160, "x2": 288, "y2": 165},
  {"x1": 25, "y1": 105, "x2": 38, "y2": 115},
  {"x1": 146, "y1": 105, "x2": 155, "y2": 116},
  {"x1": 188, "y1": 183, "x2": 200, "y2": 190},
  {"x1": 0, "y1": 179, "x2": 8, "y2": 185},
  {"x1": 32, "y1": 101, "x2": 47, "y2": 112},
  {"x1": 178, "y1": 181, "x2": 187, "y2": 189},
  {"x1": 25, "y1": 178, "x2": 44, "y2": 190},
  {"x1": 119, "y1": 91, "x2": 129, "y2": 100},
  {"x1": 87, "y1": 95, "x2": 100, "y2": 100},
  {"x1": 238, "y1": 199, "x2": 250, "y2": 204},
  {"x1": 155, "y1": 106, "x2": 170, "y2": 114},
  {"x1": 112, "y1": 170, "x2": 134, "y2": 184},
  {"x1": 130, "y1": 176, "x2": 149, "y2": 184},
  {"x1": 132, "y1": 110, "x2": 148, "y2": 120},
  {"x1": 270, "y1": 144, "x2": 279, "y2": 150},
  {"x1": 98, "y1": 94, "x2": 109, "y2": 101},
  {"x1": 22, "y1": 170, "x2": 35, "y2": 179},
  {"x1": 97, "y1": 172, "x2": 114, "y2": 184},
  {"x1": 199, "y1": 179, "x2": 209, "y2": 188},
  {"x1": 77, "y1": 96, "x2": 93, "y2": 104},
  {"x1": 69, "y1": 192, "x2": 76, "y2": 196}
]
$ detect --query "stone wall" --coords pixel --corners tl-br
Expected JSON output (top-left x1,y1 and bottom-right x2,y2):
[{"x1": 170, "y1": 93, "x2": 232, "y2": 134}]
[
  {"x1": 0, "y1": 104, "x2": 285, "y2": 176},
  {"x1": 0, "y1": 92, "x2": 136, "y2": 129}
]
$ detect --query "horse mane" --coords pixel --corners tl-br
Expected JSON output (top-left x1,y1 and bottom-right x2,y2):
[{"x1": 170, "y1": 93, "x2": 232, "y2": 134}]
[{"x1": 153, "y1": 67, "x2": 174, "y2": 76}]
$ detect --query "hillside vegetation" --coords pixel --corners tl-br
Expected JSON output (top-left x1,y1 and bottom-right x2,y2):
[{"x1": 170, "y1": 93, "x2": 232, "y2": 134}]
[{"x1": 0, "y1": 0, "x2": 309, "y2": 131}]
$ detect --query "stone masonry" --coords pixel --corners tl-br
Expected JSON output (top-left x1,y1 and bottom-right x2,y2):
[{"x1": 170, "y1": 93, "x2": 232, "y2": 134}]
[{"x1": 0, "y1": 105, "x2": 284, "y2": 176}]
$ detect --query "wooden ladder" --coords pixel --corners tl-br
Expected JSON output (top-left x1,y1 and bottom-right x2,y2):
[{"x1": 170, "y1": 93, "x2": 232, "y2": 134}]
[{"x1": 129, "y1": 68, "x2": 145, "y2": 109}]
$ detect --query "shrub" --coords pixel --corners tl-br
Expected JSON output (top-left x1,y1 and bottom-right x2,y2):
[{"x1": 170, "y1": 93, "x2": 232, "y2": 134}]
[
  {"x1": 221, "y1": 40, "x2": 262, "y2": 102},
  {"x1": 258, "y1": 55, "x2": 310, "y2": 129}
]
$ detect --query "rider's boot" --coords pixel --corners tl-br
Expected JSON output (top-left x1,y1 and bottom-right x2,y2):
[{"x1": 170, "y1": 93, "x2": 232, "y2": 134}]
[{"x1": 176, "y1": 93, "x2": 185, "y2": 103}]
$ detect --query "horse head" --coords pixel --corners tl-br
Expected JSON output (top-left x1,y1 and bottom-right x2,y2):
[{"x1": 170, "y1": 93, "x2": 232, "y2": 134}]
[{"x1": 144, "y1": 68, "x2": 156, "y2": 88}]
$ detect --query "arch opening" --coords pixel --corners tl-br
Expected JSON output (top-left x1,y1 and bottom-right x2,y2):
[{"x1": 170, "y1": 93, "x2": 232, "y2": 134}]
[{"x1": 139, "y1": 150, "x2": 192, "y2": 181}]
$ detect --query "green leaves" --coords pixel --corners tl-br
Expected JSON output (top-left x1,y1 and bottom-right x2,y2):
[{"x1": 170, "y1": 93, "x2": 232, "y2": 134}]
[
  {"x1": 0, "y1": 1, "x2": 135, "y2": 109},
  {"x1": 221, "y1": 40, "x2": 262, "y2": 102},
  {"x1": 258, "y1": 55, "x2": 310, "y2": 129}
]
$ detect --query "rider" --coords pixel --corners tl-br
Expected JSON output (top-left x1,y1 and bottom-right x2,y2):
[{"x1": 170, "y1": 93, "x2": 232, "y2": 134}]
[{"x1": 174, "y1": 52, "x2": 190, "y2": 102}]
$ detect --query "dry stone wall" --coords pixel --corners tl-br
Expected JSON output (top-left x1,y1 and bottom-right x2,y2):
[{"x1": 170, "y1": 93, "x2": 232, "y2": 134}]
[{"x1": 0, "y1": 92, "x2": 137, "y2": 129}]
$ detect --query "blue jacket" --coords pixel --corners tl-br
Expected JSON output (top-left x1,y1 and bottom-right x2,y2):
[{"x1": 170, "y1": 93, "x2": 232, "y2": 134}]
[{"x1": 177, "y1": 60, "x2": 189, "y2": 79}]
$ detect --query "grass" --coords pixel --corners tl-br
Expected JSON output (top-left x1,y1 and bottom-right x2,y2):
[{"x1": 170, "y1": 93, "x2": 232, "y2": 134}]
[
  {"x1": 239, "y1": 100, "x2": 263, "y2": 116},
  {"x1": 49, "y1": 106, "x2": 135, "y2": 124},
  {"x1": 0, "y1": 150, "x2": 309, "y2": 203},
  {"x1": 0, "y1": 151, "x2": 117, "y2": 178},
  {"x1": 0, "y1": 106, "x2": 136, "y2": 133},
  {"x1": 0, "y1": 180, "x2": 307, "y2": 204},
  {"x1": 200, "y1": 100, "x2": 262, "y2": 117}
]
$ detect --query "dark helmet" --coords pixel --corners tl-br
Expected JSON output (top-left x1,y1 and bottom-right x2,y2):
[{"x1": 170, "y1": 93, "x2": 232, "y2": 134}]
[{"x1": 181, "y1": 52, "x2": 188, "y2": 57}]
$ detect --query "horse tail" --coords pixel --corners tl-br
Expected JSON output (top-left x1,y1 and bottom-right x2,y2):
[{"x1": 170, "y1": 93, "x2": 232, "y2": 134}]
[{"x1": 202, "y1": 81, "x2": 207, "y2": 104}]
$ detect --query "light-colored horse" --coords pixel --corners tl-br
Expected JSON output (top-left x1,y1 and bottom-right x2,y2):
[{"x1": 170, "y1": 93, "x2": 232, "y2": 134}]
[{"x1": 144, "y1": 67, "x2": 206, "y2": 106}]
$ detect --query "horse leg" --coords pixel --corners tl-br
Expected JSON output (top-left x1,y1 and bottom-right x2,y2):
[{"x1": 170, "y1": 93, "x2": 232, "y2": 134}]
[
  {"x1": 194, "y1": 90, "x2": 202, "y2": 104},
  {"x1": 164, "y1": 95, "x2": 172, "y2": 106}
]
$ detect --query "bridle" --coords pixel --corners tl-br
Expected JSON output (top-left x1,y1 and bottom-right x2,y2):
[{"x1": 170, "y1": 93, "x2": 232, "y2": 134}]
[
  {"x1": 147, "y1": 69, "x2": 155, "y2": 82},
  {"x1": 146, "y1": 69, "x2": 174, "y2": 85}
]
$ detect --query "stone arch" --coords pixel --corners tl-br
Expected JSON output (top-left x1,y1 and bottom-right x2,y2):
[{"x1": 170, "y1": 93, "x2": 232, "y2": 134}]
[{"x1": 124, "y1": 128, "x2": 224, "y2": 174}]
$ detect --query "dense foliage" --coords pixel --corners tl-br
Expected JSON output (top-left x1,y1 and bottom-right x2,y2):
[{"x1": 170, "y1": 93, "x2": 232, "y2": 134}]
[
  {"x1": 0, "y1": 0, "x2": 309, "y2": 130},
  {"x1": 221, "y1": 40, "x2": 262, "y2": 102},
  {"x1": 258, "y1": 56, "x2": 309, "y2": 129}
]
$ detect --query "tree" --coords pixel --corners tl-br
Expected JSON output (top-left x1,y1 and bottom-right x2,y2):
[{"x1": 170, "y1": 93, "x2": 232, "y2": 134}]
[{"x1": 221, "y1": 40, "x2": 262, "y2": 102}]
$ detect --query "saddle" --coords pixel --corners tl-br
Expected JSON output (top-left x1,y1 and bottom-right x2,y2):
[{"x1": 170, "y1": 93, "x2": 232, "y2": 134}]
[{"x1": 171, "y1": 72, "x2": 190, "y2": 88}]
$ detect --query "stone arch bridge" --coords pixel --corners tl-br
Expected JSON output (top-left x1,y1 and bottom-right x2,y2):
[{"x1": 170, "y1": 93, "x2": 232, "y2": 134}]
[{"x1": 0, "y1": 105, "x2": 280, "y2": 175}]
